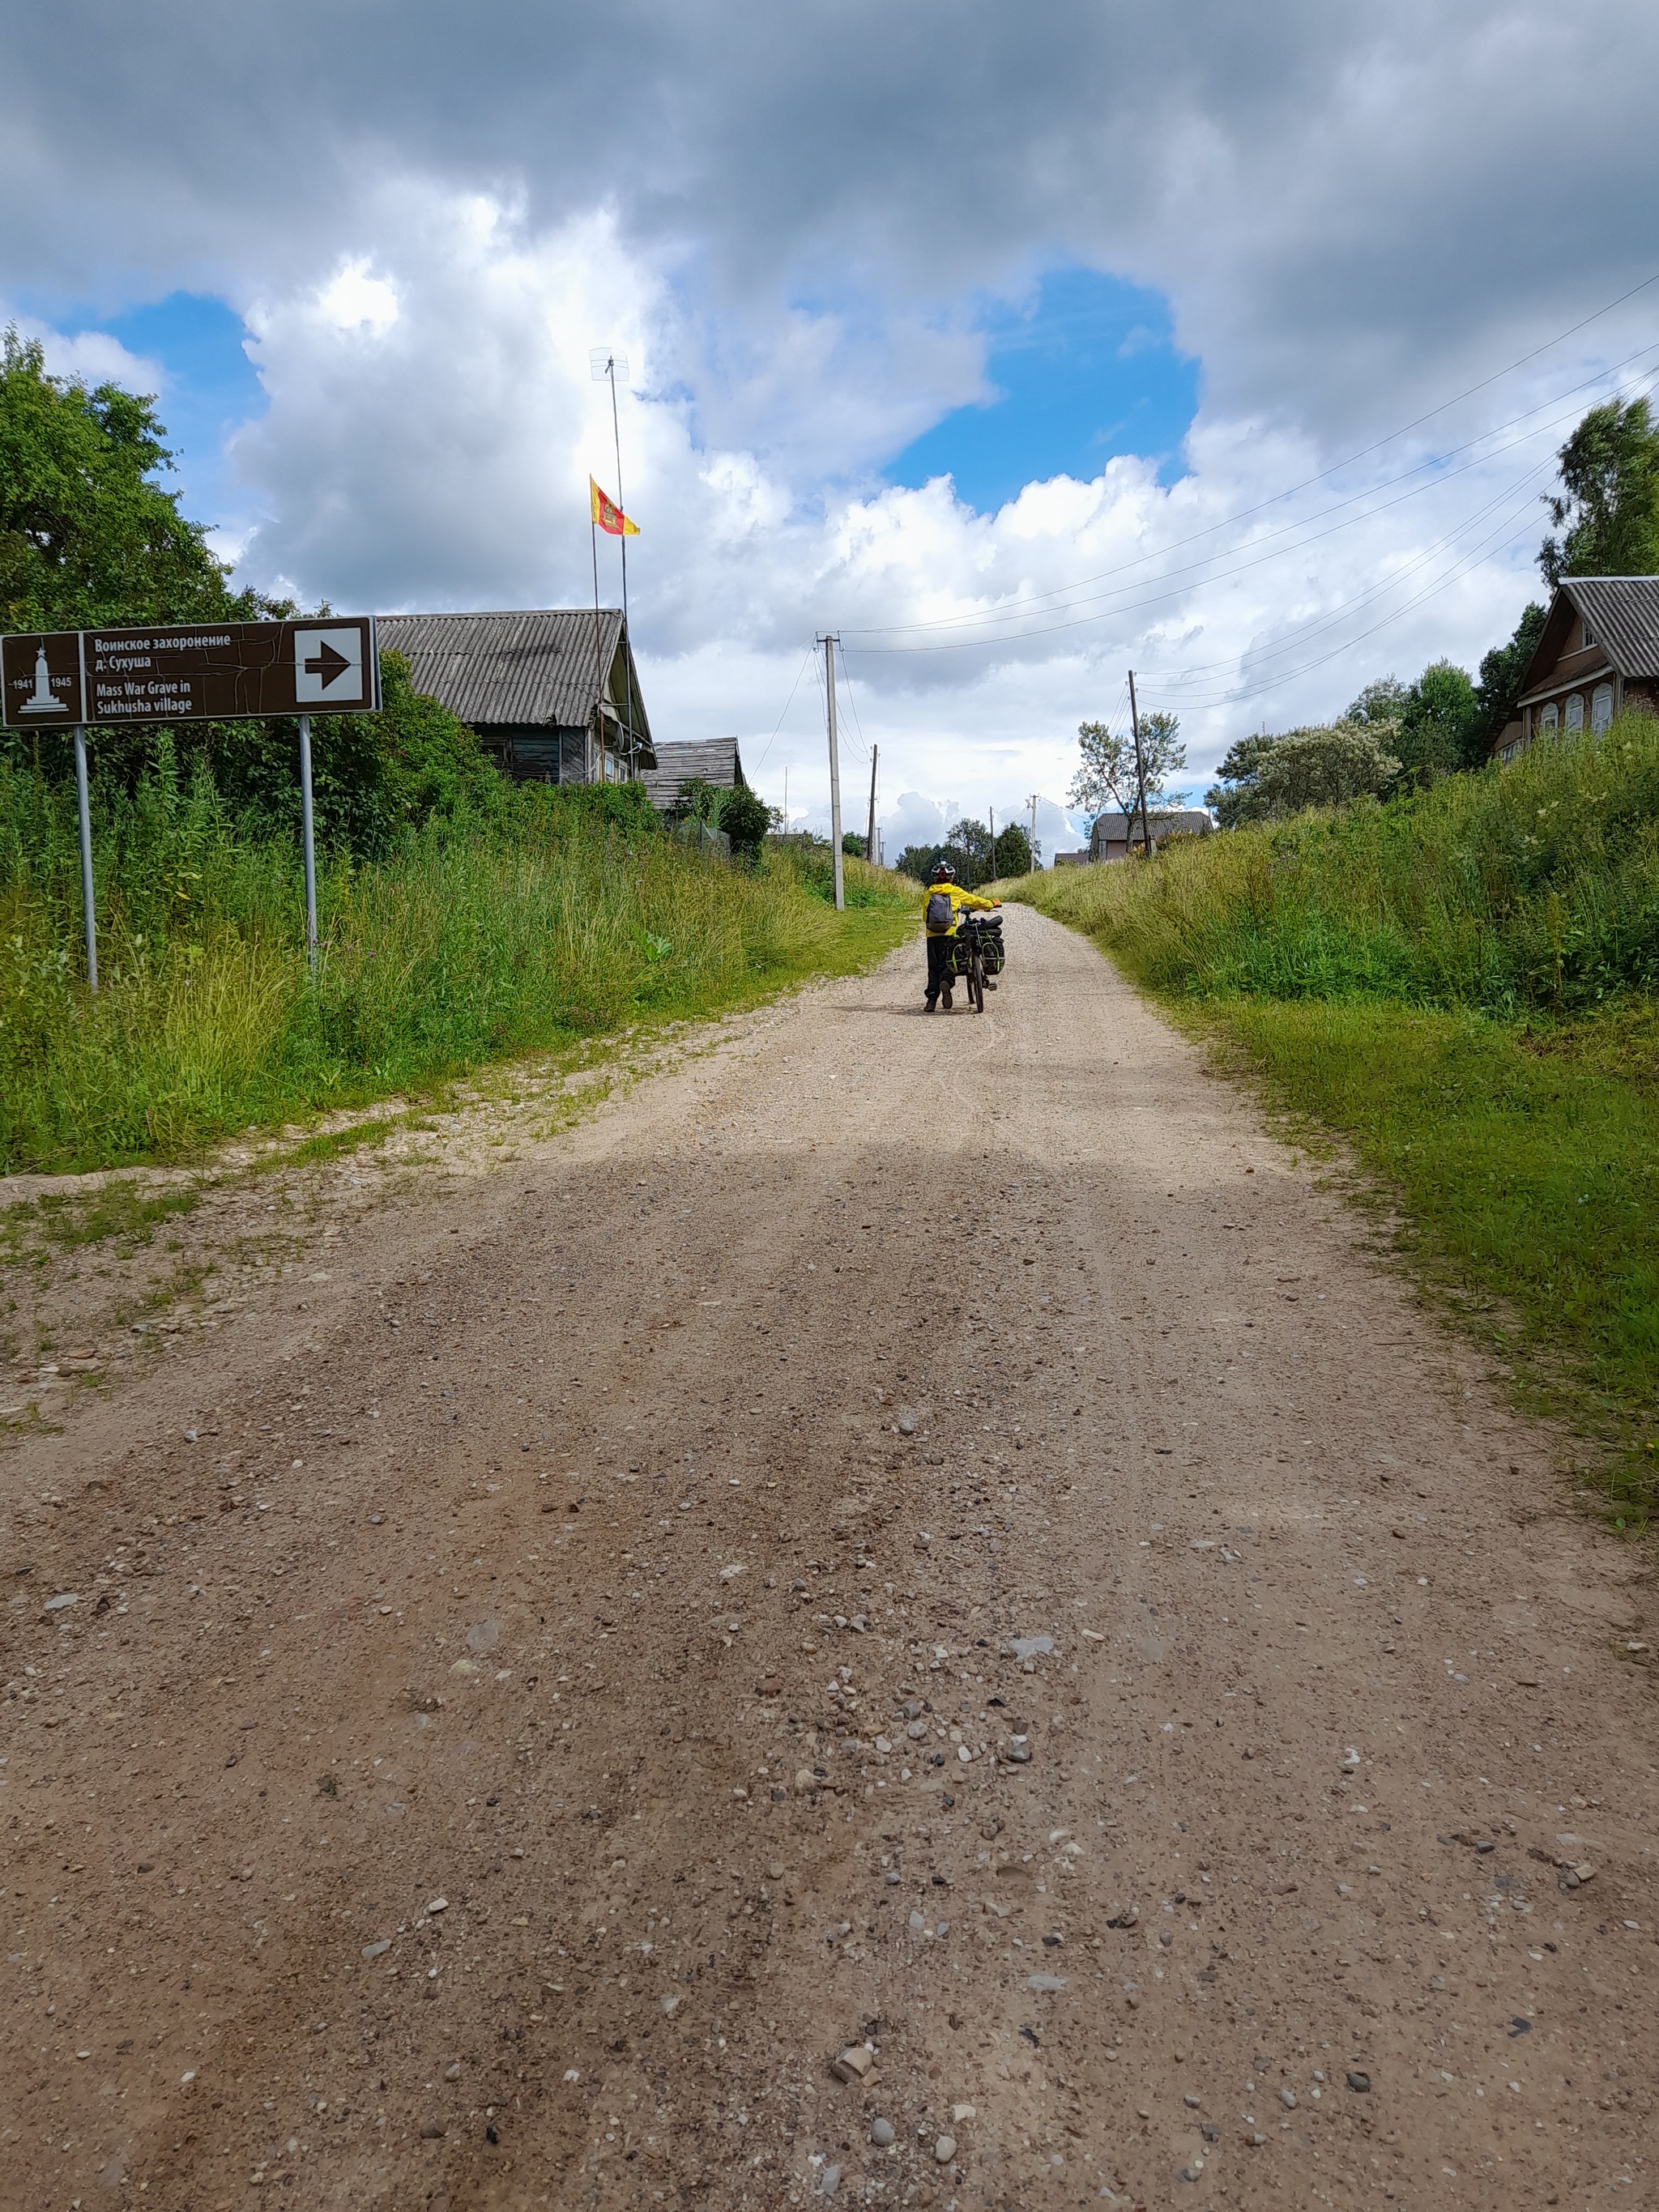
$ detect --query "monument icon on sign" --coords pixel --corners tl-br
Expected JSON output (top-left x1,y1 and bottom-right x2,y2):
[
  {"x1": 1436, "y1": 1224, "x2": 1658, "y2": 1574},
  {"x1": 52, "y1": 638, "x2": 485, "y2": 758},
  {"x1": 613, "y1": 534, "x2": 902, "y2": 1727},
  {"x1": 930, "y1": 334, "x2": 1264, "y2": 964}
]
[{"x1": 19, "y1": 642, "x2": 68, "y2": 715}]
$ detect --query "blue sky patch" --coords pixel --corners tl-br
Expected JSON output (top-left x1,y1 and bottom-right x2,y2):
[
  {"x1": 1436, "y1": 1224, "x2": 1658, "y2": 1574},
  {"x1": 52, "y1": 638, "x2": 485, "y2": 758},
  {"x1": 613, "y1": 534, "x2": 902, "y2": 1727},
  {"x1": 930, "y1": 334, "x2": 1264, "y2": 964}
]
[
  {"x1": 888, "y1": 267, "x2": 1199, "y2": 514},
  {"x1": 55, "y1": 292, "x2": 265, "y2": 531}
]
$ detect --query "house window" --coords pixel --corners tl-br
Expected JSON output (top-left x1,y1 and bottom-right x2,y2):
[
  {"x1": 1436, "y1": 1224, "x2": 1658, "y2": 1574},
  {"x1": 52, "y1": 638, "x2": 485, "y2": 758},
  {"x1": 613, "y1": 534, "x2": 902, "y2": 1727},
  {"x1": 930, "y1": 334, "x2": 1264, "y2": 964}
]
[
  {"x1": 1565, "y1": 693, "x2": 1584, "y2": 732},
  {"x1": 1499, "y1": 739, "x2": 1520, "y2": 765},
  {"x1": 1592, "y1": 681, "x2": 1614, "y2": 734},
  {"x1": 1539, "y1": 702, "x2": 1559, "y2": 734},
  {"x1": 1582, "y1": 616, "x2": 1595, "y2": 649}
]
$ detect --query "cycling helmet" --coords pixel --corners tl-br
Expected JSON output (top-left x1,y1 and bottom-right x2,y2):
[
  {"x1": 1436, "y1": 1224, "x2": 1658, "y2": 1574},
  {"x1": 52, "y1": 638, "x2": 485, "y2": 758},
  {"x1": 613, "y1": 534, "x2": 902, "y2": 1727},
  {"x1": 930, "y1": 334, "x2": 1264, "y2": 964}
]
[{"x1": 931, "y1": 861, "x2": 957, "y2": 883}]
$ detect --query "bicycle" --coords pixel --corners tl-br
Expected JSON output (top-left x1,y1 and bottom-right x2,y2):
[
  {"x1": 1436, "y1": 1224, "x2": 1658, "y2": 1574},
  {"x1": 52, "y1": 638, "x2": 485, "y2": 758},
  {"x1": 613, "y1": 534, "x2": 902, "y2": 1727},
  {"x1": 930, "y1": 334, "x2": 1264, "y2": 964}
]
[{"x1": 953, "y1": 910, "x2": 1004, "y2": 1014}]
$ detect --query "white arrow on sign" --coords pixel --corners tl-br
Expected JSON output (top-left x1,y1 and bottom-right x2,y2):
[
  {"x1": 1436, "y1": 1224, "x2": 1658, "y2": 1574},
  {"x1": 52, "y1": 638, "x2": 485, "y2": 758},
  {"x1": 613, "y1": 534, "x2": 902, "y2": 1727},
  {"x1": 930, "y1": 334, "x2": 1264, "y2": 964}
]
[{"x1": 294, "y1": 625, "x2": 365, "y2": 704}]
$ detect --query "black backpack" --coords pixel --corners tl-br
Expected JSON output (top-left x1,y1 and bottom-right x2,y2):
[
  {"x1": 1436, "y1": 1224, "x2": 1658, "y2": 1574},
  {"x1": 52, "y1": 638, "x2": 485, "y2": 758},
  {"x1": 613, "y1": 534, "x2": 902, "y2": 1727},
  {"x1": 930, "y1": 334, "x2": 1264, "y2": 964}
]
[{"x1": 925, "y1": 889, "x2": 954, "y2": 932}]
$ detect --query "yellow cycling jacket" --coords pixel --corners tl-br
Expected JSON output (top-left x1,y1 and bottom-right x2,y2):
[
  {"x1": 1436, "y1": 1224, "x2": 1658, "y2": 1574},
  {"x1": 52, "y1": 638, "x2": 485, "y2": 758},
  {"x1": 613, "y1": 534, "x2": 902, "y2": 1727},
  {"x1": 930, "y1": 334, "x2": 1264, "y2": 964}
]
[{"x1": 921, "y1": 882, "x2": 999, "y2": 936}]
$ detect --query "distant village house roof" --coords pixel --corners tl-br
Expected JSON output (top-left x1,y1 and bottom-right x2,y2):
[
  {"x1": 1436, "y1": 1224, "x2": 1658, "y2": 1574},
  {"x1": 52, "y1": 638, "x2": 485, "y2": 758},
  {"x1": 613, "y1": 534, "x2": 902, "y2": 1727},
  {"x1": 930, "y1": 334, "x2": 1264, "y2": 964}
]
[
  {"x1": 1496, "y1": 578, "x2": 1659, "y2": 764},
  {"x1": 376, "y1": 608, "x2": 653, "y2": 784},
  {"x1": 1090, "y1": 808, "x2": 1212, "y2": 861}
]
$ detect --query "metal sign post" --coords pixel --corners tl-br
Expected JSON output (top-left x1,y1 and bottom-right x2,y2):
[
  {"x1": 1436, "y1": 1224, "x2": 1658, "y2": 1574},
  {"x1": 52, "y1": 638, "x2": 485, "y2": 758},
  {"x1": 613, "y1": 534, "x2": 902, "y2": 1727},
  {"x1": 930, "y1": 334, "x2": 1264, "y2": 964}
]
[
  {"x1": 73, "y1": 724, "x2": 97, "y2": 994},
  {"x1": 2, "y1": 617, "x2": 380, "y2": 987},
  {"x1": 297, "y1": 714, "x2": 318, "y2": 977}
]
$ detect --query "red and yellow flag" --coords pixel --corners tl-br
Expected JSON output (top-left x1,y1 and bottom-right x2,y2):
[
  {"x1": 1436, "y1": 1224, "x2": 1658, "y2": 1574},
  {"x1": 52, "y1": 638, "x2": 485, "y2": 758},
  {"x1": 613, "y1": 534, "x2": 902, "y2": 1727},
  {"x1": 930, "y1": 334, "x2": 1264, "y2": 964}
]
[{"x1": 590, "y1": 477, "x2": 640, "y2": 537}]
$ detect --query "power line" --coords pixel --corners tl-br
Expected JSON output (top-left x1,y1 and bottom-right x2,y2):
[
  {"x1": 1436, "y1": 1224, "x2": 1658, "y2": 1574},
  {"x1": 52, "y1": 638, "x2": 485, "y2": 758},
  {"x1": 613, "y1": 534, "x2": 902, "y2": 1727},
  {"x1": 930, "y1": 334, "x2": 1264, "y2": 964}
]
[
  {"x1": 838, "y1": 275, "x2": 1659, "y2": 642},
  {"x1": 1145, "y1": 438, "x2": 1572, "y2": 693},
  {"x1": 843, "y1": 358, "x2": 1659, "y2": 657},
  {"x1": 752, "y1": 643, "x2": 817, "y2": 774}
]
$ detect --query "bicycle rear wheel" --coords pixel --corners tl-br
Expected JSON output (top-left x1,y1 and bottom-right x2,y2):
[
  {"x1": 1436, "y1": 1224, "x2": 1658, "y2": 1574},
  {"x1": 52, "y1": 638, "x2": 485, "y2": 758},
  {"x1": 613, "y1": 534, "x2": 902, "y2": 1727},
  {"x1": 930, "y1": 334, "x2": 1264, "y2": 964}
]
[{"x1": 970, "y1": 949, "x2": 985, "y2": 1012}]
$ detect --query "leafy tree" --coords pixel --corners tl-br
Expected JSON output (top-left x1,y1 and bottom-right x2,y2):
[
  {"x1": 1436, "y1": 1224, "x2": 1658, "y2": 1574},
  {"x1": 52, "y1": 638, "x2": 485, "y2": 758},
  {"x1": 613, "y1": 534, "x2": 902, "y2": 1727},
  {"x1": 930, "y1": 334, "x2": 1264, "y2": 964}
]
[
  {"x1": 1401, "y1": 660, "x2": 1478, "y2": 784},
  {"x1": 1346, "y1": 676, "x2": 1410, "y2": 728},
  {"x1": 1205, "y1": 731, "x2": 1283, "y2": 829},
  {"x1": 992, "y1": 821, "x2": 1032, "y2": 876},
  {"x1": 668, "y1": 775, "x2": 774, "y2": 865},
  {"x1": 841, "y1": 829, "x2": 867, "y2": 858},
  {"x1": 1345, "y1": 661, "x2": 1476, "y2": 786},
  {"x1": 0, "y1": 326, "x2": 282, "y2": 633},
  {"x1": 721, "y1": 783, "x2": 774, "y2": 864},
  {"x1": 673, "y1": 776, "x2": 729, "y2": 830},
  {"x1": 897, "y1": 842, "x2": 946, "y2": 882},
  {"x1": 1209, "y1": 722, "x2": 1400, "y2": 824},
  {"x1": 1468, "y1": 601, "x2": 1547, "y2": 764},
  {"x1": 1540, "y1": 396, "x2": 1659, "y2": 587},
  {"x1": 945, "y1": 816, "x2": 995, "y2": 887},
  {"x1": 1068, "y1": 709, "x2": 1186, "y2": 845}
]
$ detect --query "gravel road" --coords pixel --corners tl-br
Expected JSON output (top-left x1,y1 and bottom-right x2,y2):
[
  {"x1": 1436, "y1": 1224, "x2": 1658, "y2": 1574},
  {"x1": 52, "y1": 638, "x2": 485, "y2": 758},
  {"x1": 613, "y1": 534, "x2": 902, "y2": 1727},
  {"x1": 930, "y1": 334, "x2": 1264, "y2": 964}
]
[{"x1": 3, "y1": 904, "x2": 1654, "y2": 2210}]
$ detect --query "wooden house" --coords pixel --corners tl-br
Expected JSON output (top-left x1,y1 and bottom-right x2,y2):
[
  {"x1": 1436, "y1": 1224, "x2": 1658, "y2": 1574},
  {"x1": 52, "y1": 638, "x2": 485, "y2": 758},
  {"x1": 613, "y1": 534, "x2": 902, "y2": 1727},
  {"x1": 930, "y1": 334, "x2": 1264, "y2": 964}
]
[
  {"x1": 1495, "y1": 578, "x2": 1659, "y2": 764},
  {"x1": 1089, "y1": 808, "x2": 1213, "y2": 862},
  {"x1": 375, "y1": 608, "x2": 655, "y2": 784},
  {"x1": 642, "y1": 735, "x2": 748, "y2": 815}
]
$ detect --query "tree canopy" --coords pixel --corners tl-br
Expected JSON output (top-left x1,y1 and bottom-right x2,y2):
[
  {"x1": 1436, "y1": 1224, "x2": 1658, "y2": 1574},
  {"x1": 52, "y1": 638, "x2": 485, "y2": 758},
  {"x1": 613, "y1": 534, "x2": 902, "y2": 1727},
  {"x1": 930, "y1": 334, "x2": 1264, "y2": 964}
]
[
  {"x1": 1068, "y1": 707, "x2": 1186, "y2": 837},
  {"x1": 1207, "y1": 721, "x2": 1401, "y2": 825},
  {"x1": 1346, "y1": 660, "x2": 1477, "y2": 785},
  {"x1": 1540, "y1": 396, "x2": 1659, "y2": 588},
  {"x1": 0, "y1": 326, "x2": 281, "y2": 634},
  {"x1": 896, "y1": 812, "x2": 1027, "y2": 887}
]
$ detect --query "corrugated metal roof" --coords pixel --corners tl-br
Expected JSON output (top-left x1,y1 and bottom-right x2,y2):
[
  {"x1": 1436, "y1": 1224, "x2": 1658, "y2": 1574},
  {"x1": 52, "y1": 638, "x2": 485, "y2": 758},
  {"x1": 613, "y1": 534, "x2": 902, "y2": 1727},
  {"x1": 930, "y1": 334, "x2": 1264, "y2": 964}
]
[
  {"x1": 1561, "y1": 578, "x2": 1659, "y2": 677},
  {"x1": 643, "y1": 736, "x2": 747, "y2": 812},
  {"x1": 377, "y1": 610, "x2": 653, "y2": 755},
  {"x1": 1091, "y1": 808, "x2": 1211, "y2": 842}
]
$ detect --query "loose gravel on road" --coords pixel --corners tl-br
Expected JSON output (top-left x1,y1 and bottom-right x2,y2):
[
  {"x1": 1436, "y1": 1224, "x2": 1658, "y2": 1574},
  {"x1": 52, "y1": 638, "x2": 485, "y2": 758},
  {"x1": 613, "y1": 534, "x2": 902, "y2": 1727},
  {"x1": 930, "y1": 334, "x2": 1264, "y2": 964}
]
[{"x1": 2, "y1": 906, "x2": 1654, "y2": 2210}]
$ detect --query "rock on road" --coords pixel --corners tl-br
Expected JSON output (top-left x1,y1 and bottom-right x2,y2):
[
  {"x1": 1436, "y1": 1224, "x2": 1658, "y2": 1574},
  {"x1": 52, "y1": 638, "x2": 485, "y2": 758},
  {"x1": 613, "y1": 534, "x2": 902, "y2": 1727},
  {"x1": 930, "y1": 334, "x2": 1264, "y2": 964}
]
[{"x1": 2, "y1": 906, "x2": 1654, "y2": 2210}]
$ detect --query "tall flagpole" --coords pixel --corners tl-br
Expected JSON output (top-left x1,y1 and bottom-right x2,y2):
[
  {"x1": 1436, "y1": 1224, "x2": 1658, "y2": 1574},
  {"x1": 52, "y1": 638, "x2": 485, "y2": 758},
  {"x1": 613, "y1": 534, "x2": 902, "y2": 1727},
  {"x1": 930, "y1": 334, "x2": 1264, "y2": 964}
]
[
  {"x1": 607, "y1": 360, "x2": 636, "y2": 777},
  {"x1": 591, "y1": 503, "x2": 603, "y2": 786}
]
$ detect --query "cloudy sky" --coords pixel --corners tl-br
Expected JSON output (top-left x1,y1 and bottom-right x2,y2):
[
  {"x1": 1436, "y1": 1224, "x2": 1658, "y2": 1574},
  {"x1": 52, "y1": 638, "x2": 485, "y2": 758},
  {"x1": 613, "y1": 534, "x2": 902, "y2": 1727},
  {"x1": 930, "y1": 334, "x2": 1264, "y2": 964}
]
[{"x1": 7, "y1": 0, "x2": 1659, "y2": 854}]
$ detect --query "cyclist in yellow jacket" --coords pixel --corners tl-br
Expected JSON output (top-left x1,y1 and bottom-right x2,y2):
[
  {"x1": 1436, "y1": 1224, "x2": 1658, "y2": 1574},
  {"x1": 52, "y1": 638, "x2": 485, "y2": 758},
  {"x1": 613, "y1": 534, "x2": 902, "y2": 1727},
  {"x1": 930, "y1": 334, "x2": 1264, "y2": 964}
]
[{"x1": 922, "y1": 860, "x2": 1000, "y2": 1011}]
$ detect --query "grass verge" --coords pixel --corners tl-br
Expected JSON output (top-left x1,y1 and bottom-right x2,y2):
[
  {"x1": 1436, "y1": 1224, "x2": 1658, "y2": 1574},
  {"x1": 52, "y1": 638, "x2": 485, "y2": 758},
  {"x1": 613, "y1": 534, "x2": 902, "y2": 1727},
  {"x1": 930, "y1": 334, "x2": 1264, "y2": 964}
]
[
  {"x1": 2, "y1": 768, "x2": 914, "y2": 1174},
  {"x1": 1007, "y1": 721, "x2": 1659, "y2": 1524}
]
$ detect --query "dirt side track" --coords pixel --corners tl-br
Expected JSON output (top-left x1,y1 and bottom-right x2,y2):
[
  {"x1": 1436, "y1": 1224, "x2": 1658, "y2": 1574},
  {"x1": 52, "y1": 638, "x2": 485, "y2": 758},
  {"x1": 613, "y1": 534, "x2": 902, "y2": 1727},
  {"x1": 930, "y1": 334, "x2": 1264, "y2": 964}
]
[{"x1": 2, "y1": 906, "x2": 1653, "y2": 2211}]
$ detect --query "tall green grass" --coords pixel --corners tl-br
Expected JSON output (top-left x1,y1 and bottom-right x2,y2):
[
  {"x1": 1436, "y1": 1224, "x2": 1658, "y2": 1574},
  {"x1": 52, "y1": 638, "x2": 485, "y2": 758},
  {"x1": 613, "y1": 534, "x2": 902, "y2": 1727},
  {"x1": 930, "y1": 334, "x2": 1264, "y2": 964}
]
[
  {"x1": 1009, "y1": 718, "x2": 1659, "y2": 1518},
  {"x1": 0, "y1": 747, "x2": 911, "y2": 1173},
  {"x1": 1018, "y1": 714, "x2": 1659, "y2": 1015}
]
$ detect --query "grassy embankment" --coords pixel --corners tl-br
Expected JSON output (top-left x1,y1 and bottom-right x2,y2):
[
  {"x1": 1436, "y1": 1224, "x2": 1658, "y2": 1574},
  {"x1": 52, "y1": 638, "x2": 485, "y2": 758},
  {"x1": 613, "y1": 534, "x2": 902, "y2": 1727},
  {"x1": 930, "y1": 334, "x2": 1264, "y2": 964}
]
[
  {"x1": 1008, "y1": 716, "x2": 1659, "y2": 1521},
  {"x1": 0, "y1": 761, "x2": 912, "y2": 1175}
]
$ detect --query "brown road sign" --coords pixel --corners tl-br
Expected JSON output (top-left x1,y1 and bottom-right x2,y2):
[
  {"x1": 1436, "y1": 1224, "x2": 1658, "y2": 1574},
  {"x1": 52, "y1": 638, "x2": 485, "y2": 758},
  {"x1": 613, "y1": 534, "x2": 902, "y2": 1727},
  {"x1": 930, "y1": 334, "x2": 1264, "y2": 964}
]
[
  {"x1": 79, "y1": 616, "x2": 380, "y2": 725},
  {"x1": 2, "y1": 616, "x2": 382, "y2": 729},
  {"x1": 1, "y1": 631, "x2": 86, "y2": 727}
]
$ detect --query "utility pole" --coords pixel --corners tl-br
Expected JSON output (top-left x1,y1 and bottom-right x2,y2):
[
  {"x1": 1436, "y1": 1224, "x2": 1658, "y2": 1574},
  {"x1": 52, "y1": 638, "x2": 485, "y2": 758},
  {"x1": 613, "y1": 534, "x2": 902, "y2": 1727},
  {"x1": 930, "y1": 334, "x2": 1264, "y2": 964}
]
[
  {"x1": 866, "y1": 743, "x2": 878, "y2": 868},
  {"x1": 1027, "y1": 791, "x2": 1038, "y2": 872},
  {"x1": 988, "y1": 804, "x2": 996, "y2": 886},
  {"x1": 1128, "y1": 668, "x2": 1152, "y2": 855},
  {"x1": 820, "y1": 634, "x2": 845, "y2": 911}
]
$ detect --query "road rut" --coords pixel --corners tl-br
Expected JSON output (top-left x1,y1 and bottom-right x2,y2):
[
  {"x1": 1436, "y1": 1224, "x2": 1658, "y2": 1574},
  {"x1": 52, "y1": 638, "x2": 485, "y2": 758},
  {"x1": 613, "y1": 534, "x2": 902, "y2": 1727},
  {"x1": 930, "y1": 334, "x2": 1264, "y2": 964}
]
[{"x1": 2, "y1": 905, "x2": 1653, "y2": 2210}]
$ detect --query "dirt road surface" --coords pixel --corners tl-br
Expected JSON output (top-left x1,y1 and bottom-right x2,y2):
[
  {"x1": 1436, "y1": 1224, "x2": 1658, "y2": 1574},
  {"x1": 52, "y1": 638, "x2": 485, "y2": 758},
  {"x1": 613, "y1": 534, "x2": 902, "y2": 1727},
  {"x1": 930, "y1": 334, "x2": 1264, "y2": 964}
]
[{"x1": 3, "y1": 906, "x2": 1655, "y2": 2211}]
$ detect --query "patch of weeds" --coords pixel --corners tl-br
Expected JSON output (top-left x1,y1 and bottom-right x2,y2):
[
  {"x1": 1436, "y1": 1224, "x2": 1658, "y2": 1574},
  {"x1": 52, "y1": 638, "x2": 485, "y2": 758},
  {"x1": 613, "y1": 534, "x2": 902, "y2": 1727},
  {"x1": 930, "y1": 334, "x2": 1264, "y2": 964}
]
[{"x1": 29, "y1": 1182, "x2": 200, "y2": 1255}]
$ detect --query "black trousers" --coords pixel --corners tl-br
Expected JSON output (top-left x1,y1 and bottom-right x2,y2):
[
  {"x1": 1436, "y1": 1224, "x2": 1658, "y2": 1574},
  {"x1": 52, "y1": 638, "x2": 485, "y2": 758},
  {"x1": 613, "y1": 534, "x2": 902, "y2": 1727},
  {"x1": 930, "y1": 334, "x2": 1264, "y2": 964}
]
[{"x1": 925, "y1": 934, "x2": 955, "y2": 1002}]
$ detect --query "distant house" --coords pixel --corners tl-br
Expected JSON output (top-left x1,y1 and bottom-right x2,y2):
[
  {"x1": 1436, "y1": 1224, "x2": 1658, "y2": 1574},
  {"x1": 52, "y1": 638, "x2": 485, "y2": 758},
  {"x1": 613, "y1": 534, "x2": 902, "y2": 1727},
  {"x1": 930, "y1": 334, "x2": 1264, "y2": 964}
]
[
  {"x1": 1496, "y1": 578, "x2": 1659, "y2": 764},
  {"x1": 1089, "y1": 808, "x2": 1213, "y2": 862},
  {"x1": 1051, "y1": 850, "x2": 1091, "y2": 867},
  {"x1": 642, "y1": 736, "x2": 748, "y2": 815},
  {"x1": 375, "y1": 608, "x2": 655, "y2": 785}
]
